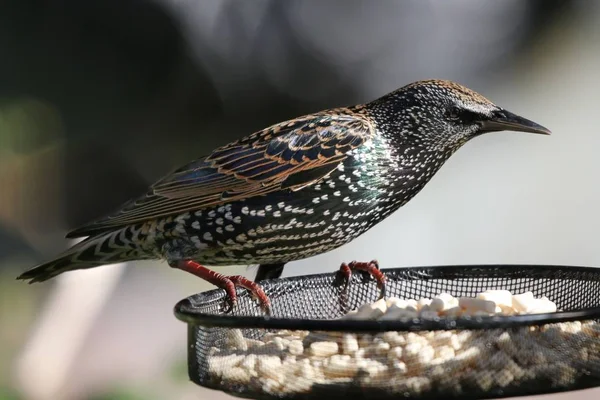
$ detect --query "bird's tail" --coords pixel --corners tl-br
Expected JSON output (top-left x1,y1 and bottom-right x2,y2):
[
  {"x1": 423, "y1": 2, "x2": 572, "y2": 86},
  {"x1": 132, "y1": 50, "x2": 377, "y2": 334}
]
[{"x1": 17, "y1": 229, "x2": 147, "y2": 283}]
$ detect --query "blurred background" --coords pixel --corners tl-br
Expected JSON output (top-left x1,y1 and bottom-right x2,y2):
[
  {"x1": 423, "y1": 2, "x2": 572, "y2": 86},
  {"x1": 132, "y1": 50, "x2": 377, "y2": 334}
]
[{"x1": 1, "y1": 0, "x2": 599, "y2": 399}]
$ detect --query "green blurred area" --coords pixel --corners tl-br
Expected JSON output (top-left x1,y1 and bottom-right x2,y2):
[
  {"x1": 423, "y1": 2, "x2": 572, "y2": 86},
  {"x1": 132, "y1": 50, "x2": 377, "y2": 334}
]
[{"x1": 0, "y1": 98, "x2": 63, "y2": 157}]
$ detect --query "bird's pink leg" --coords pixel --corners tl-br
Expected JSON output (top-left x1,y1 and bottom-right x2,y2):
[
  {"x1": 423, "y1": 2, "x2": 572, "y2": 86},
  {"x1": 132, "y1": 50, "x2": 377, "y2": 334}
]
[
  {"x1": 173, "y1": 260, "x2": 271, "y2": 315},
  {"x1": 338, "y1": 260, "x2": 386, "y2": 299}
]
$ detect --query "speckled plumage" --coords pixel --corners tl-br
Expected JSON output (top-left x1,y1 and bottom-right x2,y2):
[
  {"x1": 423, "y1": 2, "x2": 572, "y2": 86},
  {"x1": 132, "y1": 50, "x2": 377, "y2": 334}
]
[{"x1": 18, "y1": 80, "x2": 550, "y2": 297}]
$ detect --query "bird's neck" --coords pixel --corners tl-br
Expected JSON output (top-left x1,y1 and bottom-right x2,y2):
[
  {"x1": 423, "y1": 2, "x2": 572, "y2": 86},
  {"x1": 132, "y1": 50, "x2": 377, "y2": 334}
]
[
  {"x1": 362, "y1": 100, "x2": 464, "y2": 196},
  {"x1": 368, "y1": 133, "x2": 459, "y2": 215},
  {"x1": 346, "y1": 101, "x2": 466, "y2": 217}
]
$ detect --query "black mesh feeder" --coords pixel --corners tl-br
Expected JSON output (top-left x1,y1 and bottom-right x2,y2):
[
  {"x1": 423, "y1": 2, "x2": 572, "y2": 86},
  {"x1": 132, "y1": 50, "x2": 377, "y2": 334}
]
[{"x1": 174, "y1": 265, "x2": 600, "y2": 400}]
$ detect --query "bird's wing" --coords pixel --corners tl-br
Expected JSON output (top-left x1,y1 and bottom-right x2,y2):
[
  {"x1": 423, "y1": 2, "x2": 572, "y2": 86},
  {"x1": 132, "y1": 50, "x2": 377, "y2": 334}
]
[{"x1": 66, "y1": 112, "x2": 374, "y2": 238}]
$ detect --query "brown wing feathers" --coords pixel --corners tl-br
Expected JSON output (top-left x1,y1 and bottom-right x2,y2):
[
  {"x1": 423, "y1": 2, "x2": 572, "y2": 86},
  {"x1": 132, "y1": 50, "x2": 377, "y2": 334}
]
[{"x1": 65, "y1": 113, "x2": 373, "y2": 238}]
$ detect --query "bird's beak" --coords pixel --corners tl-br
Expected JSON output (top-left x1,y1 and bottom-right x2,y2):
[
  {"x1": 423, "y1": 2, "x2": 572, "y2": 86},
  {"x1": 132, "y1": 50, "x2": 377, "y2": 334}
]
[{"x1": 480, "y1": 109, "x2": 551, "y2": 135}]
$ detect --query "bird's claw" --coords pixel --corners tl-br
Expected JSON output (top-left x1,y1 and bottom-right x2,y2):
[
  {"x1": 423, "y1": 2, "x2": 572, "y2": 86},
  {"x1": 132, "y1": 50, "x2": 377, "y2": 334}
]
[
  {"x1": 337, "y1": 259, "x2": 386, "y2": 300},
  {"x1": 227, "y1": 275, "x2": 272, "y2": 316},
  {"x1": 262, "y1": 302, "x2": 273, "y2": 317},
  {"x1": 222, "y1": 291, "x2": 271, "y2": 316},
  {"x1": 222, "y1": 296, "x2": 237, "y2": 314},
  {"x1": 172, "y1": 261, "x2": 271, "y2": 316}
]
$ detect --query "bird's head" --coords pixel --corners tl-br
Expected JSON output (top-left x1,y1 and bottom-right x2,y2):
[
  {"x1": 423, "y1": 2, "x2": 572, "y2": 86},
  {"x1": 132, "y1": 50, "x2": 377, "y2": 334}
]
[{"x1": 368, "y1": 79, "x2": 550, "y2": 152}]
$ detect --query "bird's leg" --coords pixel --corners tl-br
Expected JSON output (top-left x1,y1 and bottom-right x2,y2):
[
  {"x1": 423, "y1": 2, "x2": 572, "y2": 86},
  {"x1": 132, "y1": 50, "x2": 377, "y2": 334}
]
[
  {"x1": 255, "y1": 263, "x2": 286, "y2": 281},
  {"x1": 338, "y1": 260, "x2": 386, "y2": 300},
  {"x1": 171, "y1": 260, "x2": 271, "y2": 315}
]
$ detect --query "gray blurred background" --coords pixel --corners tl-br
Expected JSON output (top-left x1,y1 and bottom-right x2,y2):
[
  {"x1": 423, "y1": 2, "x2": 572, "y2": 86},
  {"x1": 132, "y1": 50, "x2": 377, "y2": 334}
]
[{"x1": 1, "y1": 0, "x2": 599, "y2": 399}]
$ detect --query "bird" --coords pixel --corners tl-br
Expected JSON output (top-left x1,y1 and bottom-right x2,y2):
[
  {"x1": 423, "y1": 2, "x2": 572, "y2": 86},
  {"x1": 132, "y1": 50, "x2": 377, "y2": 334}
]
[{"x1": 17, "y1": 79, "x2": 550, "y2": 315}]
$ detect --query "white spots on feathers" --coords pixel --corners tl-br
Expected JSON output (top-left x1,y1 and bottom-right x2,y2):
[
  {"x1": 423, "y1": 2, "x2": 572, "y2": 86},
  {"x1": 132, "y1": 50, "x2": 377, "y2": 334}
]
[
  {"x1": 191, "y1": 236, "x2": 208, "y2": 250},
  {"x1": 158, "y1": 130, "x2": 449, "y2": 266}
]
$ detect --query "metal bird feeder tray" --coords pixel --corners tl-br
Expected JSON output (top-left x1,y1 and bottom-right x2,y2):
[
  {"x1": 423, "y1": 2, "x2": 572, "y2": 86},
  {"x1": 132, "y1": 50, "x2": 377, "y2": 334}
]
[{"x1": 174, "y1": 265, "x2": 600, "y2": 400}]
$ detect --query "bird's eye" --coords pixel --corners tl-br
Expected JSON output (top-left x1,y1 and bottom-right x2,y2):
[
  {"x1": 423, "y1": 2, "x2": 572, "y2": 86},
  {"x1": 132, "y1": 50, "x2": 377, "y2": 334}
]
[{"x1": 446, "y1": 107, "x2": 461, "y2": 121}]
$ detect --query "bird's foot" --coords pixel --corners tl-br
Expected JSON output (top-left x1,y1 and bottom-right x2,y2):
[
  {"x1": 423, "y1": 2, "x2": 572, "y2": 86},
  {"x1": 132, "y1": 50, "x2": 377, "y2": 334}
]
[
  {"x1": 337, "y1": 260, "x2": 386, "y2": 300},
  {"x1": 172, "y1": 260, "x2": 271, "y2": 316},
  {"x1": 225, "y1": 275, "x2": 272, "y2": 315}
]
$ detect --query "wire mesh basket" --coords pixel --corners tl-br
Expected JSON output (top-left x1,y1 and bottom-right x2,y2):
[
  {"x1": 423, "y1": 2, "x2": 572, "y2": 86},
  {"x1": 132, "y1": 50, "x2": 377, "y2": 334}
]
[{"x1": 174, "y1": 265, "x2": 600, "y2": 400}]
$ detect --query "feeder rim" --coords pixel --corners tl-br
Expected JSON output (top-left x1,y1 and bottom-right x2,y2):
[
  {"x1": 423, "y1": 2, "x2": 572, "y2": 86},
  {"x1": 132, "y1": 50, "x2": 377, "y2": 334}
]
[{"x1": 174, "y1": 264, "x2": 600, "y2": 332}]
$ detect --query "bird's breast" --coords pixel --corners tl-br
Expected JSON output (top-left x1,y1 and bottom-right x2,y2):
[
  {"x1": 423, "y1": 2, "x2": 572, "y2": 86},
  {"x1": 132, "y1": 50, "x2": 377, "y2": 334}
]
[{"x1": 152, "y1": 140, "x2": 443, "y2": 265}]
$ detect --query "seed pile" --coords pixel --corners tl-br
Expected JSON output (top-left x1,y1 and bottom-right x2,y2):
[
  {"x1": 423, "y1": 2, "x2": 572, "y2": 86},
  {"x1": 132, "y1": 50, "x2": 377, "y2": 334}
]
[
  {"x1": 342, "y1": 290, "x2": 557, "y2": 320},
  {"x1": 207, "y1": 291, "x2": 600, "y2": 396}
]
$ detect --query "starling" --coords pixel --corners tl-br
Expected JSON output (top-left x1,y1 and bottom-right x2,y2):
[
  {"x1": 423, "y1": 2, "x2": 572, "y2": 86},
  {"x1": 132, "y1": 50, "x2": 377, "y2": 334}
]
[{"x1": 17, "y1": 80, "x2": 550, "y2": 314}]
